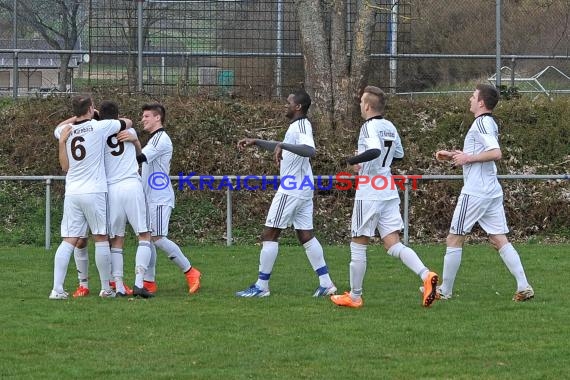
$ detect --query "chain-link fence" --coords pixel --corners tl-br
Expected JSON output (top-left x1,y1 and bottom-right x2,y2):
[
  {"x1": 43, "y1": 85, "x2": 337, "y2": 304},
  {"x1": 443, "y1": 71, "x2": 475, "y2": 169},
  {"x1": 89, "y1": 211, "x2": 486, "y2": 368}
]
[
  {"x1": 403, "y1": 0, "x2": 570, "y2": 94},
  {"x1": 85, "y1": 0, "x2": 410, "y2": 96},
  {"x1": 1, "y1": 0, "x2": 569, "y2": 97}
]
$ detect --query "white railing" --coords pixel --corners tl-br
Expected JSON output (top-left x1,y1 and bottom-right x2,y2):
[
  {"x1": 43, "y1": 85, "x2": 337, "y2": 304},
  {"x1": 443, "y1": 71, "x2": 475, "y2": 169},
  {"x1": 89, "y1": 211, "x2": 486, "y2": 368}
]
[{"x1": 0, "y1": 174, "x2": 568, "y2": 249}]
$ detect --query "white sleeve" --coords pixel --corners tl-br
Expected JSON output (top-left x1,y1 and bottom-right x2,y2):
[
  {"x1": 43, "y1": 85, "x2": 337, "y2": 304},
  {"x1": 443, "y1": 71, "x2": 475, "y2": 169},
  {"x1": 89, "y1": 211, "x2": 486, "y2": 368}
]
[
  {"x1": 393, "y1": 135, "x2": 404, "y2": 158},
  {"x1": 95, "y1": 119, "x2": 122, "y2": 137},
  {"x1": 127, "y1": 128, "x2": 138, "y2": 138},
  {"x1": 476, "y1": 117, "x2": 500, "y2": 151},
  {"x1": 477, "y1": 124, "x2": 500, "y2": 151},
  {"x1": 361, "y1": 124, "x2": 382, "y2": 150},
  {"x1": 142, "y1": 141, "x2": 161, "y2": 163},
  {"x1": 364, "y1": 136, "x2": 381, "y2": 150},
  {"x1": 54, "y1": 124, "x2": 67, "y2": 139},
  {"x1": 479, "y1": 133, "x2": 500, "y2": 151},
  {"x1": 297, "y1": 131, "x2": 315, "y2": 148}
]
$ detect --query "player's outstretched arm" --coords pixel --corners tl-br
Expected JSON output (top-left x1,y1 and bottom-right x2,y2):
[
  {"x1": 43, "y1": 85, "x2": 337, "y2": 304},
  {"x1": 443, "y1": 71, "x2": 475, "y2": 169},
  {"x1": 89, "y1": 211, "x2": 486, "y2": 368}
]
[
  {"x1": 346, "y1": 149, "x2": 381, "y2": 165},
  {"x1": 278, "y1": 143, "x2": 315, "y2": 157},
  {"x1": 237, "y1": 137, "x2": 256, "y2": 151},
  {"x1": 237, "y1": 138, "x2": 280, "y2": 152},
  {"x1": 274, "y1": 142, "x2": 315, "y2": 167}
]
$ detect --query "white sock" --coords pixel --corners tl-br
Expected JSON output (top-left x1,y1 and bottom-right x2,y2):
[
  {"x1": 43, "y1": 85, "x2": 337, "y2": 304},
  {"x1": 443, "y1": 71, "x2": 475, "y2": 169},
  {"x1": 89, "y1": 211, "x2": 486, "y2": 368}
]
[
  {"x1": 74, "y1": 246, "x2": 89, "y2": 289},
  {"x1": 303, "y1": 237, "x2": 333, "y2": 288},
  {"x1": 440, "y1": 247, "x2": 462, "y2": 296},
  {"x1": 94, "y1": 241, "x2": 112, "y2": 292},
  {"x1": 387, "y1": 242, "x2": 429, "y2": 280},
  {"x1": 349, "y1": 242, "x2": 367, "y2": 298},
  {"x1": 53, "y1": 241, "x2": 74, "y2": 293},
  {"x1": 499, "y1": 243, "x2": 530, "y2": 291},
  {"x1": 154, "y1": 237, "x2": 191, "y2": 272},
  {"x1": 144, "y1": 242, "x2": 157, "y2": 282},
  {"x1": 110, "y1": 248, "x2": 125, "y2": 293},
  {"x1": 135, "y1": 241, "x2": 152, "y2": 288},
  {"x1": 255, "y1": 241, "x2": 278, "y2": 290}
]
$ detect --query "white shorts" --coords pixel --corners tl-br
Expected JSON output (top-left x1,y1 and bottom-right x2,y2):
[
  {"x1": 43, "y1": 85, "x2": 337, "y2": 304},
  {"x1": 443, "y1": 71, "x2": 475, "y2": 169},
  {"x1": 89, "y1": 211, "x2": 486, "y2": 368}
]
[
  {"x1": 449, "y1": 194, "x2": 509, "y2": 235},
  {"x1": 148, "y1": 203, "x2": 172, "y2": 237},
  {"x1": 61, "y1": 193, "x2": 108, "y2": 237},
  {"x1": 108, "y1": 179, "x2": 150, "y2": 238},
  {"x1": 351, "y1": 198, "x2": 403, "y2": 239},
  {"x1": 265, "y1": 193, "x2": 313, "y2": 230}
]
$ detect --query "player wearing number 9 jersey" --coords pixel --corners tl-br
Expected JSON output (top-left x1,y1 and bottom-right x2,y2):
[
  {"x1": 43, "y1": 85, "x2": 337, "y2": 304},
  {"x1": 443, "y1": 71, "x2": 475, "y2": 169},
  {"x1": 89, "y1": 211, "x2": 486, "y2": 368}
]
[
  {"x1": 331, "y1": 86, "x2": 439, "y2": 309},
  {"x1": 98, "y1": 101, "x2": 153, "y2": 298},
  {"x1": 50, "y1": 95, "x2": 131, "y2": 300}
]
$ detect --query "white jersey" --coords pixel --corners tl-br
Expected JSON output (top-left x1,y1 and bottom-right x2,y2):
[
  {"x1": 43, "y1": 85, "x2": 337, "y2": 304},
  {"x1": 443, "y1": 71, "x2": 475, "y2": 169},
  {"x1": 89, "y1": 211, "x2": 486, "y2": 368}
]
[
  {"x1": 141, "y1": 128, "x2": 175, "y2": 207},
  {"x1": 355, "y1": 116, "x2": 404, "y2": 201},
  {"x1": 104, "y1": 128, "x2": 140, "y2": 185},
  {"x1": 277, "y1": 117, "x2": 315, "y2": 200},
  {"x1": 461, "y1": 114, "x2": 503, "y2": 198},
  {"x1": 54, "y1": 119, "x2": 123, "y2": 195}
]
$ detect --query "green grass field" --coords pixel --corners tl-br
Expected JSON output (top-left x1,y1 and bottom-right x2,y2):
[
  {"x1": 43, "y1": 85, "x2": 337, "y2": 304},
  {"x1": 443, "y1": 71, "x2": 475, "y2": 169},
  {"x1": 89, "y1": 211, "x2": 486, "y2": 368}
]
[{"x1": 1, "y1": 243, "x2": 568, "y2": 379}]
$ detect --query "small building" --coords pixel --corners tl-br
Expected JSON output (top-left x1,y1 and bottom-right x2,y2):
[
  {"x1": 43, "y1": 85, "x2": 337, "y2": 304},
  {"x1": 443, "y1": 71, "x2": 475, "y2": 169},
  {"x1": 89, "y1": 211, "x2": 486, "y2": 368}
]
[{"x1": 0, "y1": 39, "x2": 81, "y2": 94}]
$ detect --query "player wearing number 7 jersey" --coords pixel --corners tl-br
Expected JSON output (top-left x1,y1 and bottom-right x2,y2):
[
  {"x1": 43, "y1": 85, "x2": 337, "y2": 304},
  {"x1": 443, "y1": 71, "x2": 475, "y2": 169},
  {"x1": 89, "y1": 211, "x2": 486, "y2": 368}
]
[
  {"x1": 331, "y1": 86, "x2": 439, "y2": 309},
  {"x1": 50, "y1": 95, "x2": 132, "y2": 300}
]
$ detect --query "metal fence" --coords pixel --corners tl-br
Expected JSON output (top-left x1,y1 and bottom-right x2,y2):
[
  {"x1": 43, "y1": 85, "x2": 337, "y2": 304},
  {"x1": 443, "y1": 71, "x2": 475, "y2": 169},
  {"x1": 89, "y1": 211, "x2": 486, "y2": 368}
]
[
  {"x1": 85, "y1": 0, "x2": 411, "y2": 96},
  {"x1": 1, "y1": 0, "x2": 570, "y2": 97},
  {"x1": 1, "y1": 174, "x2": 567, "y2": 249}
]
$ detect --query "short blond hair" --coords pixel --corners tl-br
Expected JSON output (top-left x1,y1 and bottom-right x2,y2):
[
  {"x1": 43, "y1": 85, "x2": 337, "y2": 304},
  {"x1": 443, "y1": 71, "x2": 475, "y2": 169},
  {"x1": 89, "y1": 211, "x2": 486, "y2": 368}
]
[{"x1": 362, "y1": 86, "x2": 386, "y2": 113}]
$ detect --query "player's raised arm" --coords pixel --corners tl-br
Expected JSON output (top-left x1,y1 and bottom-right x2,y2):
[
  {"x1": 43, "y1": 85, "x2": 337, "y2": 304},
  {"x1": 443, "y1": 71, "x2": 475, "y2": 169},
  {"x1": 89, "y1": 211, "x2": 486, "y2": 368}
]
[
  {"x1": 57, "y1": 116, "x2": 77, "y2": 127},
  {"x1": 117, "y1": 129, "x2": 142, "y2": 155},
  {"x1": 57, "y1": 125, "x2": 72, "y2": 172},
  {"x1": 119, "y1": 117, "x2": 133, "y2": 129}
]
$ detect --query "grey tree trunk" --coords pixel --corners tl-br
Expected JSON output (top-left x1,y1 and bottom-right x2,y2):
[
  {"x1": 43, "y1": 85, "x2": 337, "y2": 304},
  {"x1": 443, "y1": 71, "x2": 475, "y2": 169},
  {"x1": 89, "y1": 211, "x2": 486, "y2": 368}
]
[
  {"x1": 58, "y1": 53, "x2": 72, "y2": 92},
  {"x1": 294, "y1": 0, "x2": 377, "y2": 131}
]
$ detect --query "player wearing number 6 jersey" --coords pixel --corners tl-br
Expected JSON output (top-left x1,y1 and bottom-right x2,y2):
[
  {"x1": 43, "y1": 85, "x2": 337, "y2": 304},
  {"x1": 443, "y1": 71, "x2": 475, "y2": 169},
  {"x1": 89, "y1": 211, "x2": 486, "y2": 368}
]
[
  {"x1": 331, "y1": 86, "x2": 439, "y2": 308},
  {"x1": 50, "y1": 95, "x2": 132, "y2": 300},
  {"x1": 55, "y1": 101, "x2": 153, "y2": 298}
]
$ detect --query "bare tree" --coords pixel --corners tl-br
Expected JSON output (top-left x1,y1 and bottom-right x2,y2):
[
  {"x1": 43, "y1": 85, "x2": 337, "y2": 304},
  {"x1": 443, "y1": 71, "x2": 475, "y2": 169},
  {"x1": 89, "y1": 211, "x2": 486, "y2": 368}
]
[
  {"x1": 0, "y1": 0, "x2": 87, "y2": 92},
  {"x1": 294, "y1": 0, "x2": 380, "y2": 130}
]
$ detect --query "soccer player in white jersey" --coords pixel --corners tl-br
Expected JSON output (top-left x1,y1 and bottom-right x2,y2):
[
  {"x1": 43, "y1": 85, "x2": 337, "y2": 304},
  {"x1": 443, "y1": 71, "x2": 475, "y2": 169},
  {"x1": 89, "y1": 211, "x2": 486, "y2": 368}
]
[
  {"x1": 97, "y1": 101, "x2": 154, "y2": 298},
  {"x1": 57, "y1": 102, "x2": 154, "y2": 298},
  {"x1": 120, "y1": 103, "x2": 201, "y2": 295},
  {"x1": 331, "y1": 86, "x2": 439, "y2": 308},
  {"x1": 50, "y1": 95, "x2": 131, "y2": 299},
  {"x1": 235, "y1": 89, "x2": 336, "y2": 298},
  {"x1": 434, "y1": 84, "x2": 534, "y2": 302}
]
